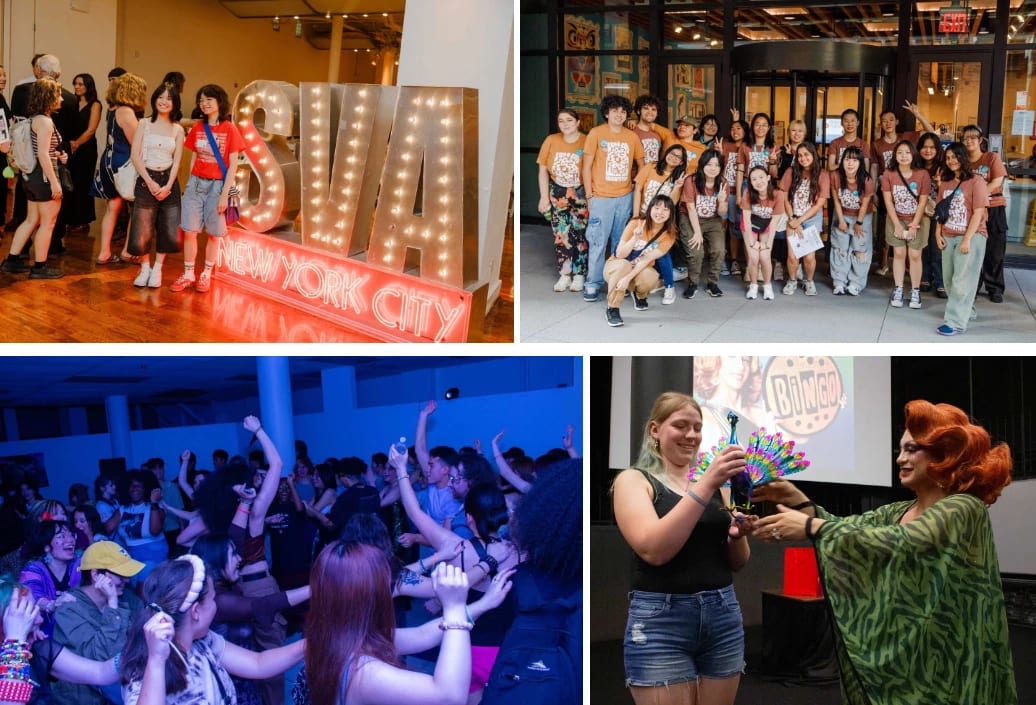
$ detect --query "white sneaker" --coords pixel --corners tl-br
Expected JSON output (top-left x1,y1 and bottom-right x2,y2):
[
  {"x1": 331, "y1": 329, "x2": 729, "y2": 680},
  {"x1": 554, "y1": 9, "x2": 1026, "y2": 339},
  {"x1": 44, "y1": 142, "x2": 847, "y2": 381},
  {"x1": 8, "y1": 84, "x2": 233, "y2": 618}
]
[
  {"x1": 133, "y1": 264, "x2": 151, "y2": 287},
  {"x1": 762, "y1": 283, "x2": 774, "y2": 300},
  {"x1": 553, "y1": 274, "x2": 572, "y2": 292},
  {"x1": 746, "y1": 283, "x2": 758, "y2": 300},
  {"x1": 782, "y1": 280, "x2": 797, "y2": 296},
  {"x1": 804, "y1": 280, "x2": 817, "y2": 296},
  {"x1": 832, "y1": 284, "x2": 845, "y2": 295},
  {"x1": 847, "y1": 283, "x2": 860, "y2": 296},
  {"x1": 890, "y1": 286, "x2": 904, "y2": 308},
  {"x1": 662, "y1": 286, "x2": 676, "y2": 305},
  {"x1": 909, "y1": 288, "x2": 922, "y2": 309},
  {"x1": 569, "y1": 274, "x2": 585, "y2": 292},
  {"x1": 673, "y1": 266, "x2": 688, "y2": 282},
  {"x1": 147, "y1": 266, "x2": 163, "y2": 288}
]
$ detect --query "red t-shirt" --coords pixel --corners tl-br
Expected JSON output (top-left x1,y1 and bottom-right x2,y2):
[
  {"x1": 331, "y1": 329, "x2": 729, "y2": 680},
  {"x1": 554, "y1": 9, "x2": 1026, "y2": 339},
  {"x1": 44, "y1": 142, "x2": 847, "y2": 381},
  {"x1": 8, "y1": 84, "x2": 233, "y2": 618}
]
[{"x1": 186, "y1": 120, "x2": 246, "y2": 181}]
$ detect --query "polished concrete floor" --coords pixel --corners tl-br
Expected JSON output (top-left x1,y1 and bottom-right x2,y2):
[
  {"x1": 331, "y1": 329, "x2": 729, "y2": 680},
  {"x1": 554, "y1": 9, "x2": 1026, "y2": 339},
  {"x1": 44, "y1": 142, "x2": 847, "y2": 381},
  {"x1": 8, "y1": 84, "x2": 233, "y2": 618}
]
[{"x1": 520, "y1": 224, "x2": 1036, "y2": 343}]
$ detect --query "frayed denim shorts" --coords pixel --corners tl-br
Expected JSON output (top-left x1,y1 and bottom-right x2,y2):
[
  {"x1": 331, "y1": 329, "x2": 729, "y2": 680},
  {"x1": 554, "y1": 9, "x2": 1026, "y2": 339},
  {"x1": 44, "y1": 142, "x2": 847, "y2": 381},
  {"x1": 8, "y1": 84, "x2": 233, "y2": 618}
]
[{"x1": 623, "y1": 584, "x2": 745, "y2": 687}]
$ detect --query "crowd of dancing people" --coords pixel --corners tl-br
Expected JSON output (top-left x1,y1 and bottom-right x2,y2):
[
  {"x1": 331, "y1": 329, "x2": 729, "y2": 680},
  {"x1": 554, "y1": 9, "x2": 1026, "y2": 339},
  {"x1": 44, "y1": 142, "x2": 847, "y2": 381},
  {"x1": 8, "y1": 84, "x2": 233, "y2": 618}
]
[
  {"x1": 537, "y1": 93, "x2": 1008, "y2": 335},
  {"x1": 0, "y1": 52, "x2": 241, "y2": 291},
  {"x1": 0, "y1": 406, "x2": 582, "y2": 705}
]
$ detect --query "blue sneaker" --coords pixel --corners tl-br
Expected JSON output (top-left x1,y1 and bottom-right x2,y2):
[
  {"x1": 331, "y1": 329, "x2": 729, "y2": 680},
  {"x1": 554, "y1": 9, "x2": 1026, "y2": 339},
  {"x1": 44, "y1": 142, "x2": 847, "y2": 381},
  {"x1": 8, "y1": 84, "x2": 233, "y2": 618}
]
[
  {"x1": 936, "y1": 324, "x2": 962, "y2": 336},
  {"x1": 582, "y1": 288, "x2": 599, "y2": 303}
]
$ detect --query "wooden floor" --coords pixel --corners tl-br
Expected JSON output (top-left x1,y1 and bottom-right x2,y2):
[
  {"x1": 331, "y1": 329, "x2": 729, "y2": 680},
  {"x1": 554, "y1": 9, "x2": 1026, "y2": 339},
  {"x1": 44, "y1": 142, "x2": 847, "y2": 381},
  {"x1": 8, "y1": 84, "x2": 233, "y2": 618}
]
[{"x1": 0, "y1": 221, "x2": 514, "y2": 344}]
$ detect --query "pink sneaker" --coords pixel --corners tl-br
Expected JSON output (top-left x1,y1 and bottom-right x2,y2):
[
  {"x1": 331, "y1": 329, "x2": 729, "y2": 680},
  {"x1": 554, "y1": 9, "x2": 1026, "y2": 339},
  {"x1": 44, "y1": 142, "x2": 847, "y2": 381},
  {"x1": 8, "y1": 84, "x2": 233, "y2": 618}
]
[
  {"x1": 195, "y1": 270, "x2": 212, "y2": 293},
  {"x1": 170, "y1": 272, "x2": 195, "y2": 292}
]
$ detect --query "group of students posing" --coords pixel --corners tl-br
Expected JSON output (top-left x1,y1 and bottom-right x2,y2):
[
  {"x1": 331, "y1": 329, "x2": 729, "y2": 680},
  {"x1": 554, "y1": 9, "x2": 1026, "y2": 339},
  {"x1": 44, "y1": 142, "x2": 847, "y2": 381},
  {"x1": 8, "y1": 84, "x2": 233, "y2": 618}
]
[
  {"x1": 537, "y1": 93, "x2": 1007, "y2": 335},
  {"x1": 0, "y1": 57, "x2": 243, "y2": 292}
]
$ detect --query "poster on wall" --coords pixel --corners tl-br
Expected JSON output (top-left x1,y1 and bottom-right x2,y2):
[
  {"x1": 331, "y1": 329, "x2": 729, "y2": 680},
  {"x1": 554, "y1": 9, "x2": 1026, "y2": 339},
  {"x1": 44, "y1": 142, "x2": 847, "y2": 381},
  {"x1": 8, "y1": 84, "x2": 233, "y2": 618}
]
[
  {"x1": 638, "y1": 37, "x2": 650, "y2": 95},
  {"x1": 691, "y1": 67, "x2": 706, "y2": 99},
  {"x1": 564, "y1": 16, "x2": 600, "y2": 105},
  {"x1": 602, "y1": 72, "x2": 622, "y2": 96},
  {"x1": 0, "y1": 453, "x2": 48, "y2": 492},
  {"x1": 614, "y1": 25, "x2": 633, "y2": 72},
  {"x1": 573, "y1": 108, "x2": 597, "y2": 134},
  {"x1": 674, "y1": 64, "x2": 691, "y2": 88}
]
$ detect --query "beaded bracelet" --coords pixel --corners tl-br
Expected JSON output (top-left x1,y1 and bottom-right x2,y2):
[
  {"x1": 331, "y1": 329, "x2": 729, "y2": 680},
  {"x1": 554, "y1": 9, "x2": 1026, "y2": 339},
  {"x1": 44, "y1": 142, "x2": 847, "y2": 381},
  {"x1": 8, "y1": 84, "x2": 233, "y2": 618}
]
[
  {"x1": 0, "y1": 638, "x2": 37, "y2": 704},
  {"x1": 438, "y1": 620, "x2": 474, "y2": 632},
  {"x1": 0, "y1": 679, "x2": 35, "y2": 704}
]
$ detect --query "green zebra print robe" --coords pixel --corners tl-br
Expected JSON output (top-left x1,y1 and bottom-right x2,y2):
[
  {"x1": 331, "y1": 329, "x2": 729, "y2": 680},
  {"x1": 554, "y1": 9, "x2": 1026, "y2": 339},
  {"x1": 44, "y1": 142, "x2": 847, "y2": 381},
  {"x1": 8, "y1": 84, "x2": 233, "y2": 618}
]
[{"x1": 814, "y1": 493, "x2": 1016, "y2": 705}]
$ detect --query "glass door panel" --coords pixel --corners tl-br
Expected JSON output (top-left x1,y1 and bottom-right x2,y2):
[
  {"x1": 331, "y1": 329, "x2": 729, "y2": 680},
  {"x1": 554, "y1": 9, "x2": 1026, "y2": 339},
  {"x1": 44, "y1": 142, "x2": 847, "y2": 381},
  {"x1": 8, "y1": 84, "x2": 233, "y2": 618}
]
[
  {"x1": 666, "y1": 63, "x2": 717, "y2": 129},
  {"x1": 914, "y1": 60, "x2": 983, "y2": 140}
]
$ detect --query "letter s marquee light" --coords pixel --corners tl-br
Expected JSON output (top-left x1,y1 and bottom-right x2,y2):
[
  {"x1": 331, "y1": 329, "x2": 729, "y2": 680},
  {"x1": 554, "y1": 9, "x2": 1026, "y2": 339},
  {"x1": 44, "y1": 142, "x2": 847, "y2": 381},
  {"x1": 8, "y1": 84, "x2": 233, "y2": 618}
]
[{"x1": 220, "y1": 81, "x2": 486, "y2": 343}]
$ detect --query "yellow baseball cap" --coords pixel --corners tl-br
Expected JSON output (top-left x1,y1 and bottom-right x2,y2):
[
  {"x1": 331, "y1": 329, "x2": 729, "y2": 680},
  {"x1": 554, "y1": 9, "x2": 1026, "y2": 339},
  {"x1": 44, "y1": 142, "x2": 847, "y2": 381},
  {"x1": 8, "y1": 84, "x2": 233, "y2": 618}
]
[{"x1": 79, "y1": 541, "x2": 145, "y2": 577}]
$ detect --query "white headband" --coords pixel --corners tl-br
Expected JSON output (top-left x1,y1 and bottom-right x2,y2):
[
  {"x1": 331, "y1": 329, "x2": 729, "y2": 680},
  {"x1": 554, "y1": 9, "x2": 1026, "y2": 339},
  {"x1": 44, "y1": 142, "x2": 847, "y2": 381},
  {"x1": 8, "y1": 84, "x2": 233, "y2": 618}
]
[{"x1": 176, "y1": 554, "x2": 206, "y2": 613}]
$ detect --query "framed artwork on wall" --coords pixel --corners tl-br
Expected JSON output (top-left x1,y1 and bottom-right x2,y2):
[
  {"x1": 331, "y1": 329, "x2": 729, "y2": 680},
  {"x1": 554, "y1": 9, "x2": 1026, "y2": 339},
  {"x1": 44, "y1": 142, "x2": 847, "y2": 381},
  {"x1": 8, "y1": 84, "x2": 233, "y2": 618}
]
[{"x1": 691, "y1": 67, "x2": 706, "y2": 99}]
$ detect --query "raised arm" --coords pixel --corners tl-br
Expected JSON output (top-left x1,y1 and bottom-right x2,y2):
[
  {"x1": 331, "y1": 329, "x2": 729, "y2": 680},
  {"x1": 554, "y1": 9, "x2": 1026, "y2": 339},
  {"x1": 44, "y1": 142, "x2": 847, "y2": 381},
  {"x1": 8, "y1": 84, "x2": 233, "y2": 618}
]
[
  {"x1": 490, "y1": 430, "x2": 531, "y2": 493},
  {"x1": 415, "y1": 401, "x2": 436, "y2": 475},
  {"x1": 177, "y1": 449, "x2": 194, "y2": 500},
  {"x1": 243, "y1": 415, "x2": 284, "y2": 534},
  {"x1": 390, "y1": 444, "x2": 458, "y2": 551}
]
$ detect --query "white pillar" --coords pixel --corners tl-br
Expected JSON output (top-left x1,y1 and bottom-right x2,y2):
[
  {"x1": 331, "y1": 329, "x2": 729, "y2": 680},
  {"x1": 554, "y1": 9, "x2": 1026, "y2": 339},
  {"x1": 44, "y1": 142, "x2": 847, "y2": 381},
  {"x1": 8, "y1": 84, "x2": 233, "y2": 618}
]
[{"x1": 395, "y1": 0, "x2": 513, "y2": 310}]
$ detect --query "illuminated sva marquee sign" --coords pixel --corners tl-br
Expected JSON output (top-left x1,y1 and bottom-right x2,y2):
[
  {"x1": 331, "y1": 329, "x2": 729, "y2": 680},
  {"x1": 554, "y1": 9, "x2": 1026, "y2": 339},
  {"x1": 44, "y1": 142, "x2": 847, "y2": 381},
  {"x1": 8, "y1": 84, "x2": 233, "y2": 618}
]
[{"x1": 215, "y1": 81, "x2": 484, "y2": 343}]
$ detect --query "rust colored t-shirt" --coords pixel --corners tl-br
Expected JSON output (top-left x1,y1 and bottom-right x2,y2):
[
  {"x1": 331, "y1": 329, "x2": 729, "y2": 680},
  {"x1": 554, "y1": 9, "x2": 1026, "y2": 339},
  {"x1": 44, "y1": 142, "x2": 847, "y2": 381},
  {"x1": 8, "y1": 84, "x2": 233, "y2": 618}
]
[
  {"x1": 634, "y1": 167, "x2": 681, "y2": 214},
  {"x1": 722, "y1": 141, "x2": 742, "y2": 188},
  {"x1": 937, "y1": 175, "x2": 989, "y2": 237},
  {"x1": 631, "y1": 123, "x2": 675, "y2": 165},
  {"x1": 675, "y1": 138, "x2": 709, "y2": 174},
  {"x1": 682, "y1": 178, "x2": 727, "y2": 219},
  {"x1": 969, "y1": 151, "x2": 1008, "y2": 208},
  {"x1": 870, "y1": 132, "x2": 920, "y2": 174},
  {"x1": 880, "y1": 168, "x2": 931, "y2": 220},
  {"x1": 830, "y1": 171, "x2": 876, "y2": 217},
  {"x1": 828, "y1": 136, "x2": 871, "y2": 167},
  {"x1": 584, "y1": 125, "x2": 644, "y2": 199},
  {"x1": 537, "y1": 133, "x2": 586, "y2": 188},
  {"x1": 737, "y1": 142, "x2": 776, "y2": 175},
  {"x1": 778, "y1": 169, "x2": 831, "y2": 217}
]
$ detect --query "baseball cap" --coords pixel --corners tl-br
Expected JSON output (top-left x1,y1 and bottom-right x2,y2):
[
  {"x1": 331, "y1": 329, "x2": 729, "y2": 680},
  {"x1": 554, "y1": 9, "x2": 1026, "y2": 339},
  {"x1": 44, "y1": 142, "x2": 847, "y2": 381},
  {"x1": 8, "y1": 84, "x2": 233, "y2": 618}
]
[
  {"x1": 675, "y1": 115, "x2": 696, "y2": 126},
  {"x1": 79, "y1": 541, "x2": 145, "y2": 577}
]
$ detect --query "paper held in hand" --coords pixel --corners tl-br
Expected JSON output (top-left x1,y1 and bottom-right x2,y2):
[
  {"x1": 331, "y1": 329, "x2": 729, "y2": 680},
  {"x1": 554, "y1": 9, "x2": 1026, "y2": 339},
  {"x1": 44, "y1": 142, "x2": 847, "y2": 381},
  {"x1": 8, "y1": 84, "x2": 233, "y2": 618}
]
[{"x1": 788, "y1": 224, "x2": 824, "y2": 259}]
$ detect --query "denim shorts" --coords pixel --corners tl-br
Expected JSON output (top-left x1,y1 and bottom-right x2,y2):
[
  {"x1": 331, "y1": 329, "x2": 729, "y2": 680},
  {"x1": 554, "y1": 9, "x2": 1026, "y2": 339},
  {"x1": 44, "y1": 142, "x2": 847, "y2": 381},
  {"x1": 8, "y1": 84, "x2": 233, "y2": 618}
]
[
  {"x1": 623, "y1": 585, "x2": 745, "y2": 686},
  {"x1": 181, "y1": 174, "x2": 228, "y2": 237}
]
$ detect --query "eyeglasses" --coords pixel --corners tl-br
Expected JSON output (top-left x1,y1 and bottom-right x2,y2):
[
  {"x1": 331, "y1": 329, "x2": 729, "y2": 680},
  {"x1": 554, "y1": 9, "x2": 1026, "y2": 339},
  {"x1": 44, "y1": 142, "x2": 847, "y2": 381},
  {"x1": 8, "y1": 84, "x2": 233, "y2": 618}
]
[
  {"x1": 448, "y1": 474, "x2": 465, "y2": 484},
  {"x1": 962, "y1": 135, "x2": 981, "y2": 141}
]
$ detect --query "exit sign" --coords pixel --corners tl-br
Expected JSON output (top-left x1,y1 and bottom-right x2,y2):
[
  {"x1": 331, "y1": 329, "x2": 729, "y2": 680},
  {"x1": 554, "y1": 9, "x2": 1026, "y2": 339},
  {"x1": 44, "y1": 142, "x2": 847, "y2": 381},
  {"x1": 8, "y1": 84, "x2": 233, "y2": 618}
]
[{"x1": 939, "y1": 8, "x2": 970, "y2": 33}]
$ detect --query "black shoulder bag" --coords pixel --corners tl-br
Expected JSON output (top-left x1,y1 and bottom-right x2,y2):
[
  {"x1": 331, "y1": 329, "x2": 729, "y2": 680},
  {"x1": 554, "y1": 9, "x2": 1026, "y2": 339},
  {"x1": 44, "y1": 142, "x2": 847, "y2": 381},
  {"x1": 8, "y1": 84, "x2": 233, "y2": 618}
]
[{"x1": 933, "y1": 181, "x2": 961, "y2": 225}]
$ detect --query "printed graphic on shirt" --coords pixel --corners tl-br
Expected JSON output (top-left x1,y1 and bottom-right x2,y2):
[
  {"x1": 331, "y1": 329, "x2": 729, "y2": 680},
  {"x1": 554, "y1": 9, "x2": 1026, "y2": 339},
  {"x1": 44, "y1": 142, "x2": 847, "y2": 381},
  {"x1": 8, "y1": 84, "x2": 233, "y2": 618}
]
[
  {"x1": 974, "y1": 164, "x2": 990, "y2": 181},
  {"x1": 892, "y1": 182, "x2": 920, "y2": 214},
  {"x1": 724, "y1": 152, "x2": 738, "y2": 185},
  {"x1": 641, "y1": 180, "x2": 675, "y2": 213},
  {"x1": 695, "y1": 191, "x2": 720, "y2": 218},
  {"x1": 551, "y1": 151, "x2": 582, "y2": 187},
  {"x1": 641, "y1": 136, "x2": 662, "y2": 164},
  {"x1": 838, "y1": 187, "x2": 862, "y2": 211},
  {"x1": 603, "y1": 141, "x2": 632, "y2": 182},
  {"x1": 878, "y1": 147, "x2": 895, "y2": 170},
  {"x1": 792, "y1": 180, "x2": 812, "y2": 216},
  {"x1": 121, "y1": 510, "x2": 144, "y2": 540},
  {"x1": 944, "y1": 189, "x2": 969, "y2": 231},
  {"x1": 750, "y1": 203, "x2": 774, "y2": 219},
  {"x1": 748, "y1": 149, "x2": 769, "y2": 169},
  {"x1": 193, "y1": 130, "x2": 229, "y2": 167}
]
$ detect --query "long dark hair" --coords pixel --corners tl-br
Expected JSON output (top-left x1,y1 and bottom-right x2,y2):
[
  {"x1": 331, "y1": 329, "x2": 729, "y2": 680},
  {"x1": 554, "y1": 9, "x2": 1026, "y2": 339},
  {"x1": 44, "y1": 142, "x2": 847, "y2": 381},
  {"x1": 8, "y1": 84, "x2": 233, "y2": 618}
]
[
  {"x1": 193, "y1": 458, "x2": 250, "y2": 534},
  {"x1": 749, "y1": 112, "x2": 775, "y2": 149},
  {"x1": 151, "y1": 83, "x2": 183, "y2": 123},
  {"x1": 693, "y1": 148, "x2": 723, "y2": 194},
  {"x1": 942, "y1": 142, "x2": 975, "y2": 182},
  {"x1": 893, "y1": 139, "x2": 922, "y2": 171},
  {"x1": 790, "y1": 142, "x2": 821, "y2": 206},
  {"x1": 189, "y1": 535, "x2": 234, "y2": 584},
  {"x1": 836, "y1": 145, "x2": 870, "y2": 196},
  {"x1": 637, "y1": 194, "x2": 678, "y2": 238},
  {"x1": 463, "y1": 483, "x2": 510, "y2": 542},
  {"x1": 917, "y1": 132, "x2": 945, "y2": 177},
  {"x1": 73, "y1": 73, "x2": 98, "y2": 104},
  {"x1": 511, "y1": 459, "x2": 581, "y2": 583},
  {"x1": 306, "y1": 542, "x2": 399, "y2": 705},
  {"x1": 120, "y1": 560, "x2": 212, "y2": 693},
  {"x1": 195, "y1": 84, "x2": 231, "y2": 123},
  {"x1": 655, "y1": 143, "x2": 686, "y2": 180}
]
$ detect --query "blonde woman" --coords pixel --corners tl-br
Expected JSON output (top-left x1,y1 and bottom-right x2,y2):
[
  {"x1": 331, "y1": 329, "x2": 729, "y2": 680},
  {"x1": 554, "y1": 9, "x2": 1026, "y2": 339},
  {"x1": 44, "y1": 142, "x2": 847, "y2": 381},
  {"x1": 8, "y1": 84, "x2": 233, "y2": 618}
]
[{"x1": 91, "y1": 72, "x2": 147, "y2": 265}]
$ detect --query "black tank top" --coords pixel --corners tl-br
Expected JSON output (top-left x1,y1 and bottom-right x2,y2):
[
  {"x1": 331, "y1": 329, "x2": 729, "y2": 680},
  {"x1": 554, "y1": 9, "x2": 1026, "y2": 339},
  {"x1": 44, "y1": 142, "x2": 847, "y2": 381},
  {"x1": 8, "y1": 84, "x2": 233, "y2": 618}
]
[{"x1": 628, "y1": 468, "x2": 734, "y2": 595}]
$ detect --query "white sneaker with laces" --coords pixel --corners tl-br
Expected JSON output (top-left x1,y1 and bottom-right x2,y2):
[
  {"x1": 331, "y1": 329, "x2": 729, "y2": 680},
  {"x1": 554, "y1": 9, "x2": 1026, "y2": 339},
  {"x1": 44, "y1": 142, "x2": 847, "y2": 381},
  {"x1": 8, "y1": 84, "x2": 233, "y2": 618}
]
[
  {"x1": 909, "y1": 288, "x2": 922, "y2": 309},
  {"x1": 553, "y1": 274, "x2": 572, "y2": 292},
  {"x1": 762, "y1": 283, "x2": 774, "y2": 300},
  {"x1": 133, "y1": 264, "x2": 151, "y2": 287},
  {"x1": 782, "y1": 280, "x2": 797, "y2": 296},
  {"x1": 847, "y1": 283, "x2": 860, "y2": 296},
  {"x1": 569, "y1": 274, "x2": 585, "y2": 292},
  {"x1": 890, "y1": 286, "x2": 904, "y2": 308},
  {"x1": 804, "y1": 280, "x2": 817, "y2": 296},
  {"x1": 746, "y1": 283, "x2": 758, "y2": 300},
  {"x1": 662, "y1": 286, "x2": 676, "y2": 305}
]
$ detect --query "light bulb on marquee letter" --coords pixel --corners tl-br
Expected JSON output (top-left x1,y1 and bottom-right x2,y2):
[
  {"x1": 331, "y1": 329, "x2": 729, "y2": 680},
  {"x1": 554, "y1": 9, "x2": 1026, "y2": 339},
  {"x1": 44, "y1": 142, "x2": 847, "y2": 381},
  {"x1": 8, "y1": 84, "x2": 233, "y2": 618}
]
[
  {"x1": 368, "y1": 87, "x2": 478, "y2": 289},
  {"x1": 299, "y1": 83, "x2": 397, "y2": 256},
  {"x1": 232, "y1": 80, "x2": 301, "y2": 230}
]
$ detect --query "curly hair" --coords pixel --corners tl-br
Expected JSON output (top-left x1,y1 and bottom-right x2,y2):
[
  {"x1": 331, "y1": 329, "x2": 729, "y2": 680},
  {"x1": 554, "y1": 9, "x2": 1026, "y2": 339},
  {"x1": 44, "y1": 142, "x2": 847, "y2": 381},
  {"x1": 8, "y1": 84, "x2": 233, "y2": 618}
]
[
  {"x1": 26, "y1": 78, "x2": 62, "y2": 117},
  {"x1": 106, "y1": 73, "x2": 147, "y2": 111},
  {"x1": 599, "y1": 94, "x2": 632, "y2": 121},
  {"x1": 511, "y1": 459, "x2": 581, "y2": 583},
  {"x1": 192, "y1": 458, "x2": 251, "y2": 534},
  {"x1": 904, "y1": 400, "x2": 1012, "y2": 505}
]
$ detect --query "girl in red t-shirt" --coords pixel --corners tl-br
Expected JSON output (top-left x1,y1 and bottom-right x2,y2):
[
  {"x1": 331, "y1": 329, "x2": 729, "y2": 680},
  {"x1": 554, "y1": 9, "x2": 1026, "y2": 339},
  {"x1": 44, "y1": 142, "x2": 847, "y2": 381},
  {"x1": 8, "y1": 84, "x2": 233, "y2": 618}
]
[{"x1": 171, "y1": 84, "x2": 245, "y2": 293}]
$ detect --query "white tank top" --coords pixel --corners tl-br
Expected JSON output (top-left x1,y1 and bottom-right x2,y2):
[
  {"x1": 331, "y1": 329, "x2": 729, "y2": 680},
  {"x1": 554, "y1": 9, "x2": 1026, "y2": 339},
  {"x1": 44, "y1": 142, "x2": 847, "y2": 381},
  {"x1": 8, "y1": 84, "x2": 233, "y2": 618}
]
[{"x1": 141, "y1": 120, "x2": 178, "y2": 170}]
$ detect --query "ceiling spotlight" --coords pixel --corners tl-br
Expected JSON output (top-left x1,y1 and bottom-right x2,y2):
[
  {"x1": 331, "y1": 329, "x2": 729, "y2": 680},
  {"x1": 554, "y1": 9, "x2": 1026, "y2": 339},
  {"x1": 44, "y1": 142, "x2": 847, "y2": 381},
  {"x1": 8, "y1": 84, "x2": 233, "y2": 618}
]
[
  {"x1": 444, "y1": 387, "x2": 460, "y2": 401},
  {"x1": 693, "y1": 33, "x2": 701, "y2": 40}
]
